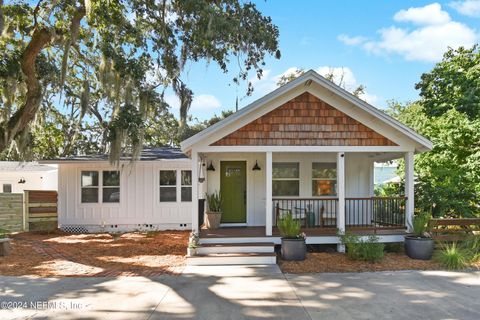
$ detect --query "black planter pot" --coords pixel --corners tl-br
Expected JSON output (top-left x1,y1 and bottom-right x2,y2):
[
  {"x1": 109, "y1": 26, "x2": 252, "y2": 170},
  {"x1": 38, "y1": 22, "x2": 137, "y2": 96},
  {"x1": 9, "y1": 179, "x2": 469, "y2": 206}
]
[
  {"x1": 281, "y1": 238, "x2": 306, "y2": 261},
  {"x1": 404, "y1": 235, "x2": 435, "y2": 260}
]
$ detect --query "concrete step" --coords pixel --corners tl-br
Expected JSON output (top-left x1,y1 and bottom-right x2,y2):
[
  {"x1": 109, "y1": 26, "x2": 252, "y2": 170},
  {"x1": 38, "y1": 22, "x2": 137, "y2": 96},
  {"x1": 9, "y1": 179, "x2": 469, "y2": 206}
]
[
  {"x1": 199, "y1": 237, "x2": 281, "y2": 245},
  {"x1": 196, "y1": 242, "x2": 275, "y2": 255},
  {"x1": 186, "y1": 253, "x2": 277, "y2": 266}
]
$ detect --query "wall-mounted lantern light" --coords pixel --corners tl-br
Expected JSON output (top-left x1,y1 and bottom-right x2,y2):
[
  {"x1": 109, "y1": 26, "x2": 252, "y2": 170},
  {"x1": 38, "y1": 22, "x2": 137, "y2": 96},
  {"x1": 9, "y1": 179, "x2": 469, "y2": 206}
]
[
  {"x1": 252, "y1": 160, "x2": 261, "y2": 171},
  {"x1": 207, "y1": 161, "x2": 215, "y2": 171}
]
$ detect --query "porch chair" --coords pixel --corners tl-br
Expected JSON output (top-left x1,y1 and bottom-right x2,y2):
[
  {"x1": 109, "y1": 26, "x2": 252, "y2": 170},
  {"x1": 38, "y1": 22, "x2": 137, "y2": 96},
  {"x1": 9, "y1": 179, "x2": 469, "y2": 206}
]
[{"x1": 275, "y1": 203, "x2": 307, "y2": 227}]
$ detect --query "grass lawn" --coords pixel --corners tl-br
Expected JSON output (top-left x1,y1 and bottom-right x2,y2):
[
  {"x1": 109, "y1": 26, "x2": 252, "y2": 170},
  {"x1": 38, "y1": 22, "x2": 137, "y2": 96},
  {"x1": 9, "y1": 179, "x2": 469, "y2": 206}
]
[{"x1": 0, "y1": 230, "x2": 188, "y2": 277}]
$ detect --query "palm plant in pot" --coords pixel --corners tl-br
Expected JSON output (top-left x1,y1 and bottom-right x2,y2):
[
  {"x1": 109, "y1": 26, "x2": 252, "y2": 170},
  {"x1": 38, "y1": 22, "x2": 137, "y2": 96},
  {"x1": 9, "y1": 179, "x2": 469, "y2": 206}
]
[
  {"x1": 405, "y1": 212, "x2": 434, "y2": 260},
  {"x1": 205, "y1": 191, "x2": 223, "y2": 229},
  {"x1": 278, "y1": 211, "x2": 306, "y2": 261}
]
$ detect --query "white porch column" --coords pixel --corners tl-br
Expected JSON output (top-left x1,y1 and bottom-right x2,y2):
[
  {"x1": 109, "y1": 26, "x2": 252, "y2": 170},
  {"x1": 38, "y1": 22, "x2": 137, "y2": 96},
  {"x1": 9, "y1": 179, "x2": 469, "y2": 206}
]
[
  {"x1": 265, "y1": 151, "x2": 273, "y2": 236},
  {"x1": 405, "y1": 151, "x2": 415, "y2": 231},
  {"x1": 191, "y1": 150, "x2": 199, "y2": 233},
  {"x1": 337, "y1": 152, "x2": 346, "y2": 252}
]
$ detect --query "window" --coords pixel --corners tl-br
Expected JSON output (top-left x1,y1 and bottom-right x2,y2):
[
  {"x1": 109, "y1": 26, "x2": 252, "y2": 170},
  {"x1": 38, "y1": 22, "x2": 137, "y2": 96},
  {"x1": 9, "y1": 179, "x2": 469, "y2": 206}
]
[
  {"x1": 81, "y1": 171, "x2": 99, "y2": 203},
  {"x1": 81, "y1": 170, "x2": 120, "y2": 203},
  {"x1": 272, "y1": 162, "x2": 299, "y2": 196},
  {"x1": 312, "y1": 163, "x2": 337, "y2": 196},
  {"x1": 160, "y1": 170, "x2": 176, "y2": 202},
  {"x1": 2, "y1": 184, "x2": 12, "y2": 193},
  {"x1": 103, "y1": 171, "x2": 120, "y2": 203},
  {"x1": 181, "y1": 170, "x2": 192, "y2": 202}
]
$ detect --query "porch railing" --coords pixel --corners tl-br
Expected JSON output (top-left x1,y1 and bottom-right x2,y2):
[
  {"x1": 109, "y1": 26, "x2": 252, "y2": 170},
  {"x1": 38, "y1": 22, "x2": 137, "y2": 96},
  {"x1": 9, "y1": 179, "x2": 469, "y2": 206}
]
[
  {"x1": 273, "y1": 196, "x2": 406, "y2": 230},
  {"x1": 346, "y1": 197, "x2": 406, "y2": 229},
  {"x1": 273, "y1": 198, "x2": 338, "y2": 228}
]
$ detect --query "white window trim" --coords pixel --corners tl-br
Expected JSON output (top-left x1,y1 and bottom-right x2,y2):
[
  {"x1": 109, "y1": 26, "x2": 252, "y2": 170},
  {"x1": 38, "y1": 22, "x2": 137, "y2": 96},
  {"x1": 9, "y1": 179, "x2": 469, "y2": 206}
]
[
  {"x1": 78, "y1": 169, "x2": 121, "y2": 206},
  {"x1": 311, "y1": 162, "x2": 337, "y2": 197},
  {"x1": 180, "y1": 170, "x2": 192, "y2": 202},
  {"x1": 272, "y1": 162, "x2": 300, "y2": 197},
  {"x1": 159, "y1": 169, "x2": 178, "y2": 203}
]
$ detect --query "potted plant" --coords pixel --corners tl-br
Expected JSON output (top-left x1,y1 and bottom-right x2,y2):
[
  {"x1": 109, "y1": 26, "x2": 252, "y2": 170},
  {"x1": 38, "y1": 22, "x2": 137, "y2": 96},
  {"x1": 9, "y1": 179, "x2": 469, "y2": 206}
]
[
  {"x1": 187, "y1": 231, "x2": 199, "y2": 256},
  {"x1": 278, "y1": 211, "x2": 307, "y2": 261},
  {"x1": 405, "y1": 212, "x2": 435, "y2": 260},
  {"x1": 205, "y1": 191, "x2": 223, "y2": 229},
  {"x1": 0, "y1": 228, "x2": 12, "y2": 257}
]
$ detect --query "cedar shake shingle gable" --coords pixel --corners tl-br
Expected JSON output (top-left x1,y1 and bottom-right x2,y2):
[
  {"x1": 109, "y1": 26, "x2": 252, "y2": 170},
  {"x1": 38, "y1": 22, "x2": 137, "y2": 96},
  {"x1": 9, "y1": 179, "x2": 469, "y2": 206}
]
[{"x1": 211, "y1": 92, "x2": 397, "y2": 146}]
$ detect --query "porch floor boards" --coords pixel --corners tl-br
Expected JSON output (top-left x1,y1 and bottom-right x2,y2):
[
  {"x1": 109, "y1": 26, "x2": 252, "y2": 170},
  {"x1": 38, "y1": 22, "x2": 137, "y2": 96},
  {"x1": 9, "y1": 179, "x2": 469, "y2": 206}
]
[{"x1": 200, "y1": 226, "x2": 406, "y2": 238}]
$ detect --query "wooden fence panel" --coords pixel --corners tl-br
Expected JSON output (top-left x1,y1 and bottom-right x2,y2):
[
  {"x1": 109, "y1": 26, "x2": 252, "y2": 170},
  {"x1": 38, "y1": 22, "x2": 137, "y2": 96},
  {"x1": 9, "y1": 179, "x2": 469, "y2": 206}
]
[
  {"x1": 0, "y1": 193, "x2": 24, "y2": 232},
  {"x1": 429, "y1": 218, "x2": 480, "y2": 242},
  {"x1": 25, "y1": 190, "x2": 58, "y2": 232}
]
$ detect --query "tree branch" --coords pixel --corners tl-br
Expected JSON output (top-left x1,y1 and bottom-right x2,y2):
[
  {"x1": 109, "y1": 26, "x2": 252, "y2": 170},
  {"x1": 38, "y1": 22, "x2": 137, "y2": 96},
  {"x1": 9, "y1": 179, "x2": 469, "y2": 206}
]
[{"x1": 0, "y1": 27, "x2": 53, "y2": 152}]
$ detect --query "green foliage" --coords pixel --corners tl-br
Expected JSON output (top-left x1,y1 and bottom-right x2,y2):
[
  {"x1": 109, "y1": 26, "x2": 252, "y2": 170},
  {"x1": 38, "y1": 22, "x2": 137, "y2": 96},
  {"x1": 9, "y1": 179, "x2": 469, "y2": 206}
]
[
  {"x1": 0, "y1": 228, "x2": 9, "y2": 239},
  {"x1": 388, "y1": 101, "x2": 480, "y2": 217},
  {"x1": 416, "y1": 46, "x2": 480, "y2": 120},
  {"x1": 277, "y1": 211, "x2": 301, "y2": 239},
  {"x1": 411, "y1": 212, "x2": 431, "y2": 237},
  {"x1": 339, "y1": 233, "x2": 385, "y2": 263},
  {"x1": 435, "y1": 242, "x2": 469, "y2": 270},
  {"x1": 206, "y1": 191, "x2": 223, "y2": 213},
  {"x1": 0, "y1": 0, "x2": 280, "y2": 160}
]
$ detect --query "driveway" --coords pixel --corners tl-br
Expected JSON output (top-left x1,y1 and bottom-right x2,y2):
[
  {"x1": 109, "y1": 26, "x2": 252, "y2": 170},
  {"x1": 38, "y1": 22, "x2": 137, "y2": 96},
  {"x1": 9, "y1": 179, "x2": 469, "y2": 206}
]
[{"x1": 0, "y1": 266, "x2": 479, "y2": 320}]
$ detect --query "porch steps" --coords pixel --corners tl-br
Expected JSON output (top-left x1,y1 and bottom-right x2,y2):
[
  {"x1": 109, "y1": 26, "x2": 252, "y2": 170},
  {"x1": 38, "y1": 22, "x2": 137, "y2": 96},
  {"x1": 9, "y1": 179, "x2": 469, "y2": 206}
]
[
  {"x1": 187, "y1": 252, "x2": 277, "y2": 266},
  {"x1": 196, "y1": 242, "x2": 274, "y2": 255},
  {"x1": 187, "y1": 242, "x2": 276, "y2": 265}
]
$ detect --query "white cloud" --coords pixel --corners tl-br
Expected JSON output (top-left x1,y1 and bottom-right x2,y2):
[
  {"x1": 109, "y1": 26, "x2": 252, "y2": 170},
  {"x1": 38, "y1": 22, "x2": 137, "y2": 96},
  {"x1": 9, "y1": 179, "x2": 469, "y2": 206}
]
[
  {"x1": 450, "y1": 0, "x2": 480, "y2": 17},
  {"x1": 315, "y1": 66, "x2": 379, "y2": 105},
  {"x1": 393, "y1": 3, "x2": 451, "y2": 25},
  {"x1": 339, "y1": 3, "x2": 478, "y2": 62},
  {"x1": 165, "y1": 94, "x2": 221, "y2": 111},
  {"x1": 337, "y1": 34, "x2": 367, "y2": 46}
]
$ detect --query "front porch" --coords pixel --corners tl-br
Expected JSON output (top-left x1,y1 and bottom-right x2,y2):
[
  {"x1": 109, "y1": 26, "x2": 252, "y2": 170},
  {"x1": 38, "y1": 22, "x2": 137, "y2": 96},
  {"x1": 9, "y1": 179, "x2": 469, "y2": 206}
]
[{"x1": 192, "y1": 150, "x2": 413, "y2": 248}]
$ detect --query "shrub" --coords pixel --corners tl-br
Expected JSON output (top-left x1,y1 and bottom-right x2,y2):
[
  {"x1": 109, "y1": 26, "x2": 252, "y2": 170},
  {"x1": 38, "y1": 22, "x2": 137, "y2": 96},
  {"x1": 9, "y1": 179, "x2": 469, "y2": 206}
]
[
  {"x1": 0, "y1": 228, "x2": 9, "y2": 239},
  {"x1": 206, "y1": 191, "x2": 223, "y2": 212},
  {"x1": 435, "y1": 242, "x2": 469, "y2": 270},
  {"x1": 339, "y1": 233, "x2": 385, "y2": 263},
  {"x1": 278, "y1": 211, "x2": 301, "y2": 239},
  {"x1": 384, "y1": 242, "x2": 404, "y2": 253},
  {"x1": 411, "y1": 212, "x2": 431, "y2": 237}
]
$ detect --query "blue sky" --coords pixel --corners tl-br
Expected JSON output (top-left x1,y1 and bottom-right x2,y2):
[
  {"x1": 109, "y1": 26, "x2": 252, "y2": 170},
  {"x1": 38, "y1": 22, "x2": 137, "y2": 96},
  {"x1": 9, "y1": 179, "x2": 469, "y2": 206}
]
[{"x1": 168, "y1": 0, "x2": 480, "y2": 122}]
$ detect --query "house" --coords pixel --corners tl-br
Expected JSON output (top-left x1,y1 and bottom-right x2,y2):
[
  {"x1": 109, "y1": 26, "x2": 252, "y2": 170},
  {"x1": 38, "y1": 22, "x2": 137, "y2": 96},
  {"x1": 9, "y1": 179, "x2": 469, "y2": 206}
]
[
  {"x1": 180, "y1": 70, "x2": 431, "y2": 255},
  {"x1": 0, "y1": 162, "x2": 58, "y2": 193},
  {"x1": 42, "y1": 148, "x2": 193, "y2": 233},
  {"x1": 44, "y1": 70, "x2": 432, "y2": 263}
]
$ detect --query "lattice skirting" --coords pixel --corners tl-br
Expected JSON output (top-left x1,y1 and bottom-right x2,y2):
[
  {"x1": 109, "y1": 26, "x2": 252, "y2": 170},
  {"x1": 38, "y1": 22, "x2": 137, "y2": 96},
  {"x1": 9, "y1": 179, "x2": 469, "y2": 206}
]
[{"x1": 60, "y1": 223, "x2": 191, "y2": 234}]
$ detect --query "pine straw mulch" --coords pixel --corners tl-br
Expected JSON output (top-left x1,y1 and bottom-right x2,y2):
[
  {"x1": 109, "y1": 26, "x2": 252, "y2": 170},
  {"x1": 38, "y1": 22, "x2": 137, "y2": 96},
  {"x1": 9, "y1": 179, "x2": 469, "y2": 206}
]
[
  {"x1": 0, "y1": 230, "x2": 188, "y2": 277},
  {"x1": 279, "y1": 252, "x2": 446, "y2": 274}
]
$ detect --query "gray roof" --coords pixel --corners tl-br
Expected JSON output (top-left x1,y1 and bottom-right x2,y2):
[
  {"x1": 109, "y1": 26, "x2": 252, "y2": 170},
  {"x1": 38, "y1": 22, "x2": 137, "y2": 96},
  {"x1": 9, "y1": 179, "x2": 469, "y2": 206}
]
[
  {"x1": 0, "y1": 161, "x2": 57, "y2": 172},
  {"x1": 44, "y1": 147, "x2": 189, "y2": 162}
]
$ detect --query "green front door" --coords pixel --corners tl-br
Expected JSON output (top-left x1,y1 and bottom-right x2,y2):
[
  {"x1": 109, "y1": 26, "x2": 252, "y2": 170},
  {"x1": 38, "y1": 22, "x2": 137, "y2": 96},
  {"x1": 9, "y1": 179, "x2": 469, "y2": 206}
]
[{"x1": 220, "y1": 161, "x2": 246, "y2": 223}]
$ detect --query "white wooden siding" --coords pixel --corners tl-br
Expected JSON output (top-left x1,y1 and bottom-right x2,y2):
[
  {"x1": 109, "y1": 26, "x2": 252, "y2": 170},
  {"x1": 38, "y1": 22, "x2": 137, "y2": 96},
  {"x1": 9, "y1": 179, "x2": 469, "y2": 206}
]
[{"x1": 58, "y1": 160, "x2": 192, "y2": 231}]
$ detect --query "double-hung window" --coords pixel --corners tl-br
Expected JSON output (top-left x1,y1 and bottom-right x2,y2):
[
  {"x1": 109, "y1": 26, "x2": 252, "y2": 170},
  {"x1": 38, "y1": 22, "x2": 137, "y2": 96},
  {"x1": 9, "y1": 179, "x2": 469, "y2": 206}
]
[
  {"x1": 160, "y1": 170, "x2": 177, "y2": 202},
  {"x1": 103, "y1": 171, "x2": 120, "y2": 203},
  {"x1": 81, "y1": 171, "x2": 99, "y2": 203},
  {"x1": 81, "y1": 170, "x2": 120, "y2": 203},
  {"x1": 272, "y1": 162, "x2": 300, "y2": 197},
  {"x1": 181, "y1": 170, "x2": 192, "y2": 202},
  {"x1": 312, "y1": 163, "x2": 337, "y2": 196}
]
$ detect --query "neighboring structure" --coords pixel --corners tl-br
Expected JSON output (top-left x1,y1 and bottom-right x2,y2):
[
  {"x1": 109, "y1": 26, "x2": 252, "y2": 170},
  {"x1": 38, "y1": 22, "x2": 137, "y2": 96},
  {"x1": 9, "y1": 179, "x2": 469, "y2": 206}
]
[
  {"x1": 374, "y1": 162, "x2": 399, "y2": 185},
  {"x1": 45, "y1": 70, "x2": 432, "y2": 255},
  {"x1": 0, "y1": 162, "x2": 57, "y2": 193},
  {"x1": 42, "y1": 148, "x2": 193, "y2": 233}
]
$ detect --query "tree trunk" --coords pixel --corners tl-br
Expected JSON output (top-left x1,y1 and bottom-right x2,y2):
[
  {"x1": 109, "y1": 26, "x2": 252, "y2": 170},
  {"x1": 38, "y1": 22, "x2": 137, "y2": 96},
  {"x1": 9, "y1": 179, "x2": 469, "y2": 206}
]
[{"x1": 0, "y1": 28, "x2": 52, "y2": 152}]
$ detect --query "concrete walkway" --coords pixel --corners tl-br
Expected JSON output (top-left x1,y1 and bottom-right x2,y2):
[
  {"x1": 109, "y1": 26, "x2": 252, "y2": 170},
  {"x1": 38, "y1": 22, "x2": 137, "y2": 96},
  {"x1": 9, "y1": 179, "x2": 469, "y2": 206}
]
[{"x1": 0, "y1": 267, "x2": 479, "y2": 319}]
